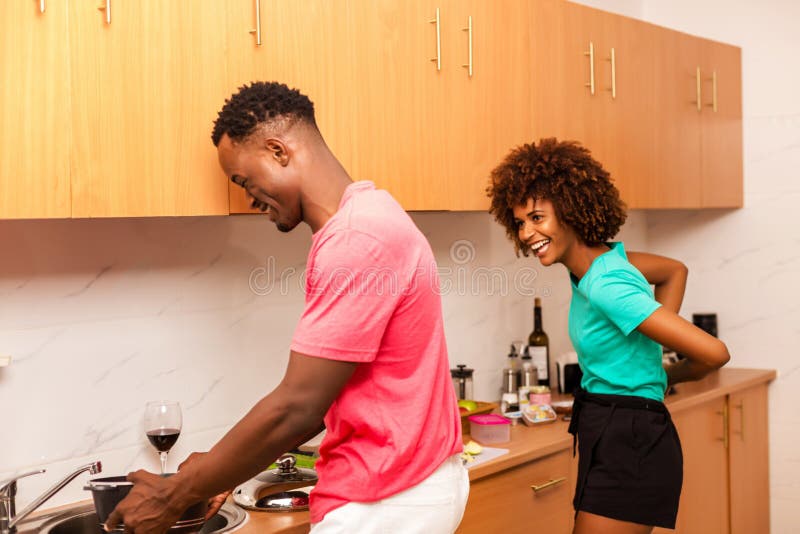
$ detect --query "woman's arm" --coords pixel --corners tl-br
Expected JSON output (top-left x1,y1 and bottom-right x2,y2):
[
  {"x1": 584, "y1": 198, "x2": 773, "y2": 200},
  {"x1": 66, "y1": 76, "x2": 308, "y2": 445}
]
[
  {"x1": 637, "y1": 308, "x2": 730, "y2": 385},
  {"x1": 627, "y1": 252, "x2": 688, "y2": 313}
]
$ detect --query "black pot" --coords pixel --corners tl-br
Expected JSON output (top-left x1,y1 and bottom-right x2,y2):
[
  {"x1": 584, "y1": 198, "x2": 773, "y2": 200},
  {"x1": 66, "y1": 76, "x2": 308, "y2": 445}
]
[{"x1": 84, "y1": 475, "x2": 207, "y2": 532}]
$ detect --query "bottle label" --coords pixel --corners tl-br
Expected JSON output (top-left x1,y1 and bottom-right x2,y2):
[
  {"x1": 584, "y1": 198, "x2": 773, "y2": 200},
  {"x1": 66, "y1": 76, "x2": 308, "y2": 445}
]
[{"x1": 528, "y1": 346, "x2": 548, "y2": 380}]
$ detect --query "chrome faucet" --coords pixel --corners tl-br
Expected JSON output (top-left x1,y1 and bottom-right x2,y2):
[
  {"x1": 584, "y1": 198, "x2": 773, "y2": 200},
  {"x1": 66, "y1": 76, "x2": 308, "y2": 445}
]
[{"x1": 0, "y1": 461, "x2": 101, "y2": 534}]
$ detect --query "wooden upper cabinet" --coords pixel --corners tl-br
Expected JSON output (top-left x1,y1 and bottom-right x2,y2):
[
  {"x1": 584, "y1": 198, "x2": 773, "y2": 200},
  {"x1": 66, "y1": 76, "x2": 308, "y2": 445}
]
[
  {"x1": 69, "y1": 0, "x2": 230, "y2": 217},
  {"x1": 729, "y1": 385, "x2": 770, "y2": 534},
  {"x1": 0, "y1": 2, "x2": 71, "y2": 219},
  {"x1": 700, "y1": 40, "x2": 743, "y2": 208},
  {"x1": 534, "y1": 1, "x2": 655, "y2": 208},
  {"x1": 438, "y1": 0, "x2": 536, "y2": 211},
  {"x1": 346, "y1": 0, "x2": 450, "y2": 211},
  {"x1": 534, "y1": 2, "x2": 617, "y2": 180},
  {"x1": 226, "y1": 1, "x2": 356, "y2": 214},
  {"x1": 646, "y1": 26, "x2": 704, "y2": 209}
]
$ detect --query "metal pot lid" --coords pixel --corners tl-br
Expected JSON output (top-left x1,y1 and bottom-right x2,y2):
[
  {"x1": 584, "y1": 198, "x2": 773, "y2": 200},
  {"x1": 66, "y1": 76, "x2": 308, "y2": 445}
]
[{"x1": 254, "y1": 487, "x2": 314, "y2": 512}]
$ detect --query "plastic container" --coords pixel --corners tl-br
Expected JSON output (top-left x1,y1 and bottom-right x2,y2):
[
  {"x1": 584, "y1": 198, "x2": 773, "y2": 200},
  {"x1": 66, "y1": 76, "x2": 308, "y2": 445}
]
[
  {"x1": 529, "y1": 385, "x2": 551, "y2": 406},
  {"x1": 467, "y1": 413, "x2": 511, "y2": 444}
]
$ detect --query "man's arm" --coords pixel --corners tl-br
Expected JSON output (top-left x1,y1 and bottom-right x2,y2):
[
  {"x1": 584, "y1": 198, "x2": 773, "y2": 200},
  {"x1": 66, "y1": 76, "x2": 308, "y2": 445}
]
[
  {"x1": 106, "y1": 352, "x2": 356, "y2": 532},
  {"x1": 627, "y1": 251, "x2": 688, "y2": 313}
]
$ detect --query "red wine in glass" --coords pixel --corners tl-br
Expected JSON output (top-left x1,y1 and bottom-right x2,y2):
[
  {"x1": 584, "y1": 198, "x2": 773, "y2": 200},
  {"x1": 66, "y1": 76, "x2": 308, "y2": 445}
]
[
  {"x1": 144, "y1": 401, "x2": 182, "y2": 474},
  {"x1": 146, "y1": 428, "x2": 181, "y2": 452}
]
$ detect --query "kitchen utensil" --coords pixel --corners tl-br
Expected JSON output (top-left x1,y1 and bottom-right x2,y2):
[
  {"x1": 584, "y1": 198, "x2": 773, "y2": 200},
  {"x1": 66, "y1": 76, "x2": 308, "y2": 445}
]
[
  {"x1": 233, "y1": 454, "x2": 318, "y2": 511},
  {"x1": 450, "y1": 364, "x2": 474, "y2": 401},
  {"x1": 84, "y1": 475, "x2": 206, "y2": 532}
]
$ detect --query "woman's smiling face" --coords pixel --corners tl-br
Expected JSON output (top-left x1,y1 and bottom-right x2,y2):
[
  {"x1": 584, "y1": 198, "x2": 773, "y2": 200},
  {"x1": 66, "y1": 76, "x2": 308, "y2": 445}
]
[{"x1": 513, "y1": 197, "x2": 580, "y2": 266}]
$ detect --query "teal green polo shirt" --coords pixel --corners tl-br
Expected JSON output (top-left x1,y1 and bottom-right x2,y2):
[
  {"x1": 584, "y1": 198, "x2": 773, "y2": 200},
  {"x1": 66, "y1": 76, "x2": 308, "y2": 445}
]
[{"x1": 568, "y1": 242, "x2": 667, "y2": 401}]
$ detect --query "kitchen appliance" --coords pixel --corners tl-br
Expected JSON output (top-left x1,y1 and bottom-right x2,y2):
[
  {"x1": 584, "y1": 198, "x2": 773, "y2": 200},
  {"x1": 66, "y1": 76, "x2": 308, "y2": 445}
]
[
  {"x1": 84, "y1": 476, "x2": 206, "y2": 532},
  {"x1": 556, "y1": 352, "x2": 582, "y2": 395},
  {"x1": 450, "y1": 364, "x2": 474, "y2": 400},
  {"x1": 692, "y1": 313, "x2": 718, "y2": 337}
]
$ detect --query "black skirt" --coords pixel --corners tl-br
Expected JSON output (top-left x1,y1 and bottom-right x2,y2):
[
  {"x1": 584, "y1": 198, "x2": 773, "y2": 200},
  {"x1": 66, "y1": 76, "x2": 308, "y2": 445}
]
[{"x1": 567, "y1": 387, "x2": 683, "y2": 529}]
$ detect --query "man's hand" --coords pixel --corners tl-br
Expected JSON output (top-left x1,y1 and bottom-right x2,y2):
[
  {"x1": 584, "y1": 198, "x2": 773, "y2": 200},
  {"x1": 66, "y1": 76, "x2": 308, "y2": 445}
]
[
  {"x1": 179, "y1": 452, "x2": 232, "y2": 520},
  {"x1": 104, "y1": 470, "x2": 187, "y2": 533}
]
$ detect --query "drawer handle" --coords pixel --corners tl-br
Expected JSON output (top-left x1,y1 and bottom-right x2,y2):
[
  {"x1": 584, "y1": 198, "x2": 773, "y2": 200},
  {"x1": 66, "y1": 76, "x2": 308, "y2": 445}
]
[
  {"x1": 531, "y1": 477, "x2": 566, "y2": 493},
  {"x1": 39, "y1": 0, "x2": 45, "y2": 14}
]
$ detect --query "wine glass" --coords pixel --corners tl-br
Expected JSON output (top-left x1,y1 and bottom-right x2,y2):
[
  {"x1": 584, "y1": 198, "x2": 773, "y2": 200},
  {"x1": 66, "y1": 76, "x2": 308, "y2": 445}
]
[{"x1": 144, "y1": 400, "x2": 182, "y2": 474}]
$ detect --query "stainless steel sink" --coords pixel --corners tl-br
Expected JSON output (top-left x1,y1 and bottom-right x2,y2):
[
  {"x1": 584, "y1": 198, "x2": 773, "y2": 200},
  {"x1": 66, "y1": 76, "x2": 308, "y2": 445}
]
[{"x1": 17, "y1": 502, "x2": 246, "y2": 534}]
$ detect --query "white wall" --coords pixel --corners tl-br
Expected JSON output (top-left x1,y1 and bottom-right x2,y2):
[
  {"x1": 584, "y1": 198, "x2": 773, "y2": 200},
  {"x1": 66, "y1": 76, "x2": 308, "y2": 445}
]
[
  {"x1": 639, "y1": 2, "x2": 800, "y2": 530},
  {"x1": 576, "y1": 0, "x2": 800, "y2": 529},
  {"x1": 0, "y1": 211, "x2": 647, "y2": 509}
]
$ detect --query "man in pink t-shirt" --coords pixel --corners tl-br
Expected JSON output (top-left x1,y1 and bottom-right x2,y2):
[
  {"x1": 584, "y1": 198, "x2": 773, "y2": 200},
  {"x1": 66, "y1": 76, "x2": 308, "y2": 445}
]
[{"x1": 106, "y1": 82, "x2": 467, "y2": 534}]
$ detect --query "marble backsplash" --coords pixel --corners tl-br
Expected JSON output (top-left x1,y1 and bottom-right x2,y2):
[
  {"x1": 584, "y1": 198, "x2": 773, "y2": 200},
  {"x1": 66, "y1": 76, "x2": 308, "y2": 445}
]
[{"x1": 0, "y1": 210, "x2": 646, "y2": 509}]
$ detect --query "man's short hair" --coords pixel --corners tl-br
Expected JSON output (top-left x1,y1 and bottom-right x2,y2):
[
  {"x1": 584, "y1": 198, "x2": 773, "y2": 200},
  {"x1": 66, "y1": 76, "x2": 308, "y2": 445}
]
[{"x1": 211, "y1": 81, "x2": 316, "y2": 146}]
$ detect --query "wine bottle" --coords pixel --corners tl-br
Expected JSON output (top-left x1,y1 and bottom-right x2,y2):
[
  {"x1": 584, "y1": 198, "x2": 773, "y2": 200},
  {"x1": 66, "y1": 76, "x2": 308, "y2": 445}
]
[{"x1": 527, "y1": 297, "x2": 550, "y2": 387}]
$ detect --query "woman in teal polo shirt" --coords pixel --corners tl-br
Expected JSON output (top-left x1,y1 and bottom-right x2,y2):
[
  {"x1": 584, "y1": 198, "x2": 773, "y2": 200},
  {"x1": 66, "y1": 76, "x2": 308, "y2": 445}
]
[{"x1": 487, "y1": 139, "x2": 730, "y2": 534}]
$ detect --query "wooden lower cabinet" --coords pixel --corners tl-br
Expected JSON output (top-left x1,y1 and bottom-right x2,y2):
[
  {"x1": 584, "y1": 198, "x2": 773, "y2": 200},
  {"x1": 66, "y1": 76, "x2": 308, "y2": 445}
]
[
  {"x1": 457, "y1": 449, "x2": 573, "y2": 534},
  {"x1": 654, "y1": 383, "x2": 771, "y2": 534},
  {"x1": 729, "y1": 384, "x2": 770, "y2": 534}
]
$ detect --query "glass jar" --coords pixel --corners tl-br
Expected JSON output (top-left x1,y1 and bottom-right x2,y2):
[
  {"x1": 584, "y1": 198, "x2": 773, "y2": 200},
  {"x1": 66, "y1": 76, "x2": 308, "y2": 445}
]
[{"x1": 450, "y1": 364, "x2": 474, "y2": 400}]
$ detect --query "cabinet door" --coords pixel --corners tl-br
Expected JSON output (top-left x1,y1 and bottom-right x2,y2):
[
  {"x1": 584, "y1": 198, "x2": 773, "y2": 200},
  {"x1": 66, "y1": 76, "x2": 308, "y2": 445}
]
[
  {"x1": 0, "y1": 2, "x2": 70, "y2": 218},
  {"x1": 645, "y1": 26, "x2": 703, "y2": 209},
  {"x1": 347, "y1": 0, "x2": 449, "y2": 210},
  {"x1": 226, "y1": 1, "x2": 356, "y2": 214},
  {"x1": 700, "y1": 40, "x2": 743, "y2": 208},
  {"x1": 534, "y1": 2, "x2": 617, "y2": 186},
  {"x1": 457, "y1": 449, "x2": 572, "y2": 534},
  {"x1": 729, "y1": 385, "x2": 770, "y2": 534},
  {"x1": 655, "y1": 398, "x2": 730, "y2": 534},
  {"x1": 600, "y1": 15, "x2": 655, "y2": 208},
  {"x1": 439, "y1": 0, "x2": 535, "y2": 211},
  {"x1": 70, "y1": 1, "x2": 231, "y2": 217}
]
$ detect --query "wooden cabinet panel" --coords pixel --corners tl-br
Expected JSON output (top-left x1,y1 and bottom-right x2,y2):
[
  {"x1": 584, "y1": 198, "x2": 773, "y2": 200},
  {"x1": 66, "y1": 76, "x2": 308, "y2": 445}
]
[
  {"x1": 439, "y1": 0, "x2": 535, "y2": 211},
  {"x1": 700, "y1": 40, "x2": 743, "y2": 208},
  {"x1": 646, "y1": 26, "x2": 703, "y2": 209},
  {"x1": 346, "y1": 0, "x2": 449, "y2": 211},
  {"x1": 655, "y1": 397, "x2": 730, "y2": 534},
  {"x1": 0, "y1": 2, "x2": 71, "y2": 218},
  {"x1": 458, "y1": 450, "x2": 572, "y2": 534},
  {"x1": 729, "y1": 385, "x2": 770, "y2": 534},
  {"x1": 226, "y1": 0, "x2": 357, "y2": 214},
  {"x1": 69, "y1": 0, "x2": 230, "y2": 217}
]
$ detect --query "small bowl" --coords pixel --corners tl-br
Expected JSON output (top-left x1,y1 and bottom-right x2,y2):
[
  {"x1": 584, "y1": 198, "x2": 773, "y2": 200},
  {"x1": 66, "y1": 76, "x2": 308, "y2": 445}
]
[
  {"x1": 84, "y1": 475, "x2": 207, "y2": 532},
  {"x1": 551, "y1": 400, "x2": 574, "y2": 415}
]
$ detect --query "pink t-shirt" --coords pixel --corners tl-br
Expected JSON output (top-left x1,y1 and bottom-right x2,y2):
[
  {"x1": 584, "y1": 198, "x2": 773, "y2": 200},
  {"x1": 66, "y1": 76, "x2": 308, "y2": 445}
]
[{"x1": 290, "y1": 181, "x2": 462, "y2": 523}]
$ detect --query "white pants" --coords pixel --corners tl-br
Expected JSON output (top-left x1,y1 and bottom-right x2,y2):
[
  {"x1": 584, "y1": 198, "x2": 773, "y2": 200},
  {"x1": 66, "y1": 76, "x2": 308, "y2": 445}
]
[{"x1": 310, "y1": 454, "x2": 470, "y2": 534}]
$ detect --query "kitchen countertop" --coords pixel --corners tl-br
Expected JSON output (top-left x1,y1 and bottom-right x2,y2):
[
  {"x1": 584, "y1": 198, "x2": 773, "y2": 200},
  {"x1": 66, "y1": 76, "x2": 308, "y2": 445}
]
[{"x1": 26, "y1": 367, "x2": 776, "y2": 534}]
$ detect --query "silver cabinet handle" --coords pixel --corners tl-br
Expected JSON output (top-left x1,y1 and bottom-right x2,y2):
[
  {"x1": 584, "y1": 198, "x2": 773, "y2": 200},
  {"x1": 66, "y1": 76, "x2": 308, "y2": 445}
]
[
  {"x1": 584, "y1": 41, "x2": 595, "y2": 95},
  {"x1": 462, "y1": 16, "x2": 473, "y2": 77},
  {"x1": 39, "y1": 0, "x2": 45, "y2": 14},
  {"x1": 98, "y1": 0, "x2": 111, "y2": 24},
  {"x1": 429, "y1": 8, "x2": 441, "y2": 71},
  {"x1": 249, "y1": 0, "x2": 262, "y2": 46}
]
